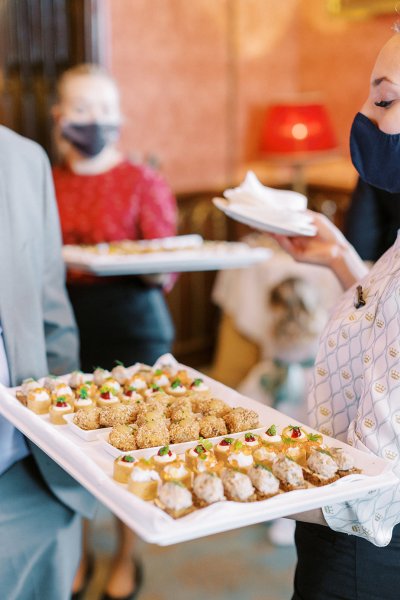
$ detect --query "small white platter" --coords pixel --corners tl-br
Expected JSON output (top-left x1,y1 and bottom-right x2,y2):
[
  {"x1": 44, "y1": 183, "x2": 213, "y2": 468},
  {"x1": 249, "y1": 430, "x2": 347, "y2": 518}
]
[
  {"x1": 63, "y1": 412, "x2": 112, "y2": 442},
  {"x1": 213, "y1": 197, "x2": 317, "y2": 237}
]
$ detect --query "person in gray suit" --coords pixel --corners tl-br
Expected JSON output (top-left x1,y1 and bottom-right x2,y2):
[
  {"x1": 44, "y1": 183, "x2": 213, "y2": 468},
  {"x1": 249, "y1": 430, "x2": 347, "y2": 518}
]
[{"x1": 0, "y1": 125, "x2": 97, "y2": 600}]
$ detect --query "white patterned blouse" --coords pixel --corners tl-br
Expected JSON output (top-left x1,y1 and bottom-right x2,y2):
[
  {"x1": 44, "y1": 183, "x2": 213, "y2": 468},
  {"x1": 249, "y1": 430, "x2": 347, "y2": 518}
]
[{"x1": 309, "y1": 232, "x2": 400, "y2": 546}]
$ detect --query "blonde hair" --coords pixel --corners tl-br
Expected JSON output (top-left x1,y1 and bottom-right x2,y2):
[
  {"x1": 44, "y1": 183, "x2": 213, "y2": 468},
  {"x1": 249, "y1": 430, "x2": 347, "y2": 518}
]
[
  {"x1": 56, "y1": 63, "x2": 119, "y2": 101},
  {"x1": 269, "y1": 277, "x2": 325, "y2": 350}
]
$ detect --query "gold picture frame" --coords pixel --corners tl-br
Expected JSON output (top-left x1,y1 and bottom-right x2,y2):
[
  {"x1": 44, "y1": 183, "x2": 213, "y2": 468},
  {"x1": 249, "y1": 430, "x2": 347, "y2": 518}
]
[{"x1": 327, "y1": 0, "x2": 397, "y2": 18}]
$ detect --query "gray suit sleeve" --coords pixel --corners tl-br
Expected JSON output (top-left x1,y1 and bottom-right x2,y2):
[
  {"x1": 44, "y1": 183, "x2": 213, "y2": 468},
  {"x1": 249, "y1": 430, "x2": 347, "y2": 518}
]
[{"x1": 40, "y1": 152, "x2": 80, "y2": 374}]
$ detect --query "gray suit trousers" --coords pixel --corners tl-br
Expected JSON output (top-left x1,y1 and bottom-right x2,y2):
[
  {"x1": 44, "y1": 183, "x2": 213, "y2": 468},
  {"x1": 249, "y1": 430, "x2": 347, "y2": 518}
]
[{"x1": 0, "y1": 457, "x2": 81, "y2": 600}]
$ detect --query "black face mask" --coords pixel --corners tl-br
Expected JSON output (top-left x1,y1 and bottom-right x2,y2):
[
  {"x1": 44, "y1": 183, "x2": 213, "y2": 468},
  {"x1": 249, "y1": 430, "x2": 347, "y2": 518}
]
[
  {"x1": 61, "y1": 122, "x2": 120, "y2": 157},
  {"x1": 350, "y1": 112, "x2": 400, "y2": 193}
]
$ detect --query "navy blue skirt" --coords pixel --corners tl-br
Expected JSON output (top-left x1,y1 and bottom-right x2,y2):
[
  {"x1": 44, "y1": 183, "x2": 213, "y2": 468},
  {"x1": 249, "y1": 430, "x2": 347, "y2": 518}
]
[
  {"x1": 293, "y1": 522, "x2": 400, "y2": 600},
  {"x1": 67, "y1": 278, "x2": 175, "y2": 371}
]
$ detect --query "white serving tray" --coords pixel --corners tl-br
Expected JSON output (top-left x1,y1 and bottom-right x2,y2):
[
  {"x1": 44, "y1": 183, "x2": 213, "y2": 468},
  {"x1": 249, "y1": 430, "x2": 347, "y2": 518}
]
[
  {"x1": 0, "y1": 356, "x2": 396, "y2": 546},
  {"x1": 62, "y1": 236, "x2": 271, "y2": 276}
]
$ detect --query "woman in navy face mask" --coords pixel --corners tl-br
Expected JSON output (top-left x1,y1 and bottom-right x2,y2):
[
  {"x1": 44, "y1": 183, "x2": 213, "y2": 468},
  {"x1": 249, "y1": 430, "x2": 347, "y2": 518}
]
[
  {"x1": 272, "y1": 33, "x2": 400, "y2": 600},
  {"x1": 52, "y1": 64, "x2": 177, "y2": 600}
]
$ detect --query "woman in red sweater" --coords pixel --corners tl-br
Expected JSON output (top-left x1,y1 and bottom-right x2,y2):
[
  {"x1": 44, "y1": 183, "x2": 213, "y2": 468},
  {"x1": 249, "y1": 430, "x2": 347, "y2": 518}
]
[{"x1": 52, "y1": 63, "x2": 177, "y2": 600}]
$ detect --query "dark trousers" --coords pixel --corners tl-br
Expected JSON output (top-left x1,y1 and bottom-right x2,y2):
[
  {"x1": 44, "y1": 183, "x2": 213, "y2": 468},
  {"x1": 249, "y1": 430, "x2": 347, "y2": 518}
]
[
  {"x1": 293, "y1": 522, "x2": 400, "y2": 600},
  {"x1": 67, "y1": 278, "x2": 174, "y2": 371}
]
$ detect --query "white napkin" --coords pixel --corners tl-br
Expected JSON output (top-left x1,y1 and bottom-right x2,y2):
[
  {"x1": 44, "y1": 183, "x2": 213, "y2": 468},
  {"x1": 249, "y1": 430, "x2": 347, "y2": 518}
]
[
  {"x1": 222, "y1": 171, "x2": 316, "y2": 235},
  {"x1": 224, "y1": 171, "x2": 307, "y2": 211}
]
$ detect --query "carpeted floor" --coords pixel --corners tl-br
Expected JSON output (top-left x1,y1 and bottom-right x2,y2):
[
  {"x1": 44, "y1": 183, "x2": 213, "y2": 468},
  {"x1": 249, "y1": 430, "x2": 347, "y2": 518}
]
[{"x1": 83, "y1": 506, "x2": 297, "y2": 600}]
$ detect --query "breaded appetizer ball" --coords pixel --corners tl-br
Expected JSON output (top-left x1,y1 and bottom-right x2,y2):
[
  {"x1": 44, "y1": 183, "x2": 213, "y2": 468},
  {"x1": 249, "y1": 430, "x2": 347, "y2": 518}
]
[
  {"x1": 109, "y1": 424, "x2": 137, "y2": 451},
  {"x1": 99, "y1": 404, "x2": 138, "y2": 428},
  {"x1": 149, "y1": 391, "x2": 173, "y2": 407},
  {"x1": 169, "y1": 417, "x2": 200, "y2": 444},
  {"x1": 199, "y1": 415, "x2": 227, "y2": 438},
  {"x1": 135, "y1": 422, "x2": 170, "y2": 449},
  {"x1": 200, "y1": 398, "x2": 231, "y2": 418},
  {"x1": 136, "y1": 408, "x2": 167, "y2": 427},
  {"x1": 73, "y1": 407, "x2": 101, "y2": 430},
  {"x1": 224, "y1": 407, "x2": 259, "y2": 433},
  {"x1": 169, "y1": 399, "x2": 193, "y2": 423},
  {"x1": 187, "y1": 391, "x2": 212, "y2": 412}
]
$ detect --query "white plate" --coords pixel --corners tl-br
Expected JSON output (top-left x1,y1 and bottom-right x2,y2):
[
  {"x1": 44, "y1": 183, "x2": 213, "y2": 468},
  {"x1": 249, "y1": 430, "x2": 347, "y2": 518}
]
[
  {"x1": 62, "y1": 240, "x2": 272, "y2": 276},
  {"x1": 63, "y1": 413, "x2": 112, "y2": 442},
  {"x1": 213, "y1": 198, "x2": 317, "y2": 237},
  {"x1": 98, "y1": 426, "x2": 269, "y2": 459}
]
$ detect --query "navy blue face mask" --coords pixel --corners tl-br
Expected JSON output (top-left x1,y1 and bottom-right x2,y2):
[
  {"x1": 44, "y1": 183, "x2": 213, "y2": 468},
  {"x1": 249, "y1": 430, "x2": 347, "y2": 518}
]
[
  {"x1": 61, "y1": 122, "x2": 120, "y2": 157},
  {"x1": 350, "y1": 112, "x2": 400, "y2": 193}
]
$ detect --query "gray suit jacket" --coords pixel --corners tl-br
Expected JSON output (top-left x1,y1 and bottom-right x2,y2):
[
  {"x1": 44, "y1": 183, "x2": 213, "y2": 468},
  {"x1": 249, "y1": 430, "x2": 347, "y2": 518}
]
[{"x1": 0, "y1": 126, "x2": 96, "y2": 518}]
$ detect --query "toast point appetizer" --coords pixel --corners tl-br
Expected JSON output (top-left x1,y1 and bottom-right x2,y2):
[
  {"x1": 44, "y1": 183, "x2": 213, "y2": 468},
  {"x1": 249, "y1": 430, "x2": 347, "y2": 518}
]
[
  {"x1": 113, "y1": 454, "x2": 136, "y2": 484},
  {"x1": 93, "y1": 367, "x2": 111, "y2": 387},
  {"x1": 111, "y1": 362, "x2": 130, "y2": 385},
  {"x1": 261, "y1": 424, "x2": 282, "y2": 449},
  {"x1": 226, "y1": 440, "x2": 254, "y2": 473},
  {"x1": 49, "y1": 397, "x2": 73, "y2": 425},
  {"x1": 68, "y1": 370, "x2": 86, "y2": 389},
  {"x1": 97, "y1": 384, "x2": 120, "y2": 408},
  {"x1": 152, "y1": 445, "x2": 177, "y2": 472},
  {"x1": 193, "y1": 472, "x2": 225, "y2": 506},
  {"x1": 156, "y1": 481, "x2": 194, "y2": 518},
  {"x1": 304, "y1": 448, "x2": 339, "y2": 486},
  {"x1": 272, "y1": 454, "x2": 307, "y2": 492},
  {"x1": 160, "y1": 459, "x2": 193, "y2": 488},
  {"x1": 252, "y1": 445, "x2": 280, "y2": 468},
  {"x1": 185, "y1": 439, "x2": 218, "y2": 474},
  {"x1": 329, "y1": 447, "x2": 361, "y2": 477},
  {"x1": 26, "y1": 387, "x2": 51, "y2": 414},
  {"x1": 221, "y1": 468, "x2": 256, "y2": 502},
  {"x1": 17, "y1": 378, "x2": 41, "y2": 405},
  {"x1": 128, "y1": 459, "x2": 160, "y2": 500},
  {"x1": 166, "y1": 378, "x2": 187, "y2": 397},
  {"x1": 248, "y1": 464, "x2": 280, "y2": 498},
  {"x1": 73, "y1": 385, "x2": 95, "y2": 412},
  {"x1": 214, "y1": 437, "x2": 235, "y2": 463},
  {"x1": 241, "y1": 432, "x2": 262, "y2": 450}
]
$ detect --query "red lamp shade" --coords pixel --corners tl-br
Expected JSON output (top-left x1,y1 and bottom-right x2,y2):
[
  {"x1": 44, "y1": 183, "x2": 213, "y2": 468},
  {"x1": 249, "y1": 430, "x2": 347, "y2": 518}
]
[{"x1": 260, "y1": 103, "x2": 337, "y2": 156}]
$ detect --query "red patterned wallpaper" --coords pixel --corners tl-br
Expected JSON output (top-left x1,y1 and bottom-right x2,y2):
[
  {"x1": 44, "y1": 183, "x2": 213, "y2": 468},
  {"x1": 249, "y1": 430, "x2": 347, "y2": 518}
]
[{"x1": 105, "y1": 0, "x2": 396, "y2": 191}]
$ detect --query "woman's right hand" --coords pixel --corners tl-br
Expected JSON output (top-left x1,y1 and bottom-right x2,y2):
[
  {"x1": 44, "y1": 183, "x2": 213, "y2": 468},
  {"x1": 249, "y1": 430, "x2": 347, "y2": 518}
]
[
  {"x1": 273, "y1": 211, "x2": 350, "y2": 268},
  {"x1": 272, "y1": 210, "x2": 369, "y2": 290}
]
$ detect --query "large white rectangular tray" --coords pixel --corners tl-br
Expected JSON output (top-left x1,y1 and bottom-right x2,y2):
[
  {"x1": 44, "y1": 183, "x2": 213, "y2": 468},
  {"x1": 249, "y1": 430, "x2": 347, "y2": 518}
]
[
  {"x1": 0, "y1": 358, "x2": 396, "y2": 546},
  {"x1": 62, "y1": 235, "x2": 271, "y2": 276}
]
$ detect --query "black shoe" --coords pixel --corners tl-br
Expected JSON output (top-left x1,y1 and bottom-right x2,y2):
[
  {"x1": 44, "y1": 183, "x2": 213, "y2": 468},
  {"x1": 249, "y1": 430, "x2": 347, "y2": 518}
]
[
  {"x1": 71, "y1": 555, "x2": 94, "y2": 600},
  {"x1": 101, "y1": 558, "x2": 144, "y2": 600}
]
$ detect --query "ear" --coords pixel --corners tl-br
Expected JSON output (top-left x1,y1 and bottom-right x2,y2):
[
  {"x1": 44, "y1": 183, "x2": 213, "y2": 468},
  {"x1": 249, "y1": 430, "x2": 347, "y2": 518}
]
[{"x1": 51, "y1": 104, "x2": 62, "y2": 123}]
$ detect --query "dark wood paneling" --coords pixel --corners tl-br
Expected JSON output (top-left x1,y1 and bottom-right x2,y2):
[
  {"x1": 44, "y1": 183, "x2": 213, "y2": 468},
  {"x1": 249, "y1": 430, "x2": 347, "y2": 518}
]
[{"x1": 0, "y1": 0, "x2": 104, "y2": 159}]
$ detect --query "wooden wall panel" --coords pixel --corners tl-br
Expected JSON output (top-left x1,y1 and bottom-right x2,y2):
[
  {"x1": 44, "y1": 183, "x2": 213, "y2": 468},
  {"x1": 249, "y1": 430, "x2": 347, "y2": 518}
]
[{"x1": 0, "y1": 0, "x2": 105, "y2": 159}]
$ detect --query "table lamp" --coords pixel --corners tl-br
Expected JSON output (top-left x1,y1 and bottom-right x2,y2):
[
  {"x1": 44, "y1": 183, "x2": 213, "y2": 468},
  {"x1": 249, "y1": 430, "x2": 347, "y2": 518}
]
[{"x1": 260, "y1": 102, "x2": 338, "y2": 195}]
